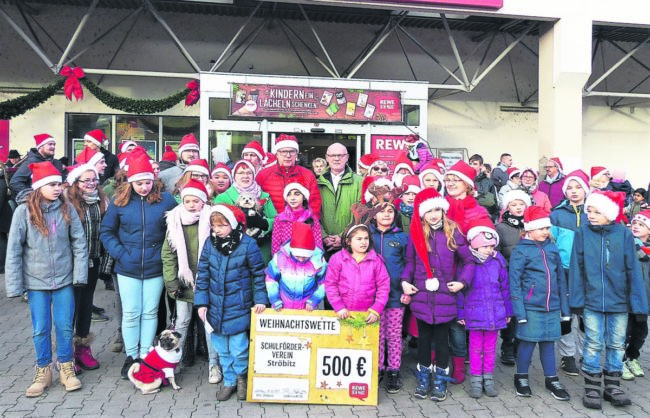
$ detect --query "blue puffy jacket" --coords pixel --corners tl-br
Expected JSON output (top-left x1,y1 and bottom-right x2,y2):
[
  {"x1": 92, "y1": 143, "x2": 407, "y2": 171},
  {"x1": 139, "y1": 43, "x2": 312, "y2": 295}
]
[
  {"x1": 509, "y1": 238, "x2": 569, "y2": 321},
  {"x1": 194, "y1": 235, "x2": 269, "y2": 335},
  {"x1": 569, "y1": 222, "x2": 648, "y2": 314},
  {"x1": 370, "y1": 222, "x2": 408, "y2": 309},
  {"x1": 550, "y1": 202, "x2": 587, "y2": 268},
  {"x1": 100, "y1": 191, "x2": 177, "y2": 279}
]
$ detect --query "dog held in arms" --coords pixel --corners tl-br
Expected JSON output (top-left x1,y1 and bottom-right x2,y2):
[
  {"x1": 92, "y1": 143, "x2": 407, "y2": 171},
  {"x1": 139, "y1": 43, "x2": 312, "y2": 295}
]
[
  {"x1": 235, "y1": 191, "x2": 265, "y2": 238},
  {"x1": 128, "y1": 330, "x2": 182, "y2": 394}
]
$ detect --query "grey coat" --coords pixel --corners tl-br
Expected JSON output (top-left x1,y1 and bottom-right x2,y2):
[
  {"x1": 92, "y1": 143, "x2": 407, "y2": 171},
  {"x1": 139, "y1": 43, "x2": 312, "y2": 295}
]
[
  {"x1": 158, "y1": 164, "x2": 184, "y2": 193},
  {"x1": 5, "y1": 198, "x2": 88, "y2": 297}
]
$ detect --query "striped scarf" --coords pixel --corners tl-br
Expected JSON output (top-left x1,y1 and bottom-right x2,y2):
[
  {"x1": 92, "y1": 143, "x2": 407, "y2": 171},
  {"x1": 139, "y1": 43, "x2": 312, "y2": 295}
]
[{"x1": 82, "y1": 203, "x2": 102, "y2": 259}]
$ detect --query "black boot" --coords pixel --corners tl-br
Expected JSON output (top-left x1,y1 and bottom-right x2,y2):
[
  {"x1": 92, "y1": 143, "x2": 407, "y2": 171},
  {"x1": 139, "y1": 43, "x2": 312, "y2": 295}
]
[
  {"x1": 195, "y1": 309, "x2": 209, "y2": 361},
  {"x1": 182, "y1": 314, "x2": 196, "y2": 367},
  {"x1": 583, "y1": 370, "x2": 603, "y2": 410},
  {"x1": 603, "y1": 370, "x2": 631, "y2": 406}
]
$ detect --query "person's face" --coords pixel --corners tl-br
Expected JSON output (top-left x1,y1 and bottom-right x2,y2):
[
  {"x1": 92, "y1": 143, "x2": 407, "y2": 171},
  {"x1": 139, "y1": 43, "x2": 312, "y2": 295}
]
[
  {"x1": 294, "y1": 255, "x2": 310, "y2": 263},
  {"x1": 39, "y1": 181, "x2": 62, "y2": 201},
  {"x1": 151, "y1": 162, "x2": 160, "y2": 178},
  {"x1": 545, "y1": 162, "x2": 558, "y2": 177},
  {"x1": 444, "y1": 175, "x2": 468, "y2": 199},
  {"x1": 212, "y1": 172, "x2": 230, "y2": 191},
  {"x1": 586, "y1": 205, "x2": 610, "y2": 225},
  {"x1": 8, "y1": 157, "x2": 19, "y2": 164},
  {"x1": 508, "y1": 200, "x2": 526, "y2": 217},
  {"x1": 348, "y1": 230, "x2": 370, "y2": 255},
  {"x1": 422, "y1": 173, "x2": 440, "y2": 190},
  {"x1": 39, "y1": 143, "x2": 56, "y2": 159},
  {"x1": 521, "y1": 172, "x2": 536, "y2": 187},
  {"x1": 565, "y1": 180, "x2": 586, "y2": 204},
  {"x1": 83, "y1": 139, "x2": 100, "y2": 151},
  {"x1": 631, "y1": 219, "x2": 650, "y2": 241},
  {"x1": 242, "y1": 152, "x2": 262, "y2": 168},
  {"x1": 286, "y1": 189, "x2": 305, "y2": 210},
  {"x1": 180, "y1": 149, "x2": 199, "y2": 164},
  {"x1": 77, "y1": 171, "x2": 99, "y2": 193},
  {"x1": 396, "y1": 167, "x2": 411, "y2": 175},
  {"x1": 502, "y1": 156, "x2": 513, "y2": 167},
  {"x1": 528, "y1": 227, "x2": 550, "y2": 242},
  {"x1": 423, "y1": 208, "x2": 443, "y2": 226},
  {"x1": 375, "y1": 205, "x2": 395, "y2": 229},
  {"x1": 276, "y1": 148, "x2": 297, "y2": 168},
  {"x1": 182, "y1": 195, "x2": 204, "y2": 213},
  {"x1": 234, "y1": 166, "x2": 254, "y2": 188},
  {"x1": 326, "y1": 145, "x2": 348, "y2": 174},
  {"x1": 402, "y1": 191, "x2": 416, "y2": 206},
  {"x1": 211, "y1": 220, "x2": 233, "y2": 238},
  {"x1": 369, "y1": 163, "x2": 389, "y2": 178},
  {"x1": 476, "y1": 245, "x2": 495, "y2": 256},
  {"x1": 358, "y1": 167, "x2": 368, "y2": 177},
  {"x1": 510, "y1": 175, "x2": 521, "y2": 186},
  {"x1": 634, "y1": 193, "x2": 645, "y2": 203},
  {"x1": 312, "y1": 161, "x2": 326, "y2": 176},
  {"x1": 468, "y1": 159, "x2": 481, "y2": 175},
  {"x1": 191, "y1": 172, "x2": 209, "y2": 185},
  {"x1": 132, "y1": 179, "x2": 153, "y2": 196},
  {"x1": 95, "y1": 157, "x2": 107, "y2": 176},
  {"x1": 125, "y1": 144, "x2": 136, "y2": 153}
]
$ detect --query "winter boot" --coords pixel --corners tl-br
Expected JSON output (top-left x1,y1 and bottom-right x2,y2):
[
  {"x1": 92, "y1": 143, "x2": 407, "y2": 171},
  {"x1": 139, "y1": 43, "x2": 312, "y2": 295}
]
[
  {"x1": 236, "y1": 373, "x2": 248, "y2": 401},
  {"x1": 483, "y1": 373, "x2": 498, "y2": 397},
  {"x1": 603, "y1": 370, "x2": 631, "y2": 406},
  {"x1": 431, "y1": 366, "x2": 454, "y2": 401},
  {"x1": 25, "y1": 364, "x2": 52, "y2": 397},
  {"x1": 514, "y1": 373, "x2": 532, "y2": 397},
  {"x1": 413, "y1": 363, "x2": 432, "y2": 399},
  {"x1": 451, "y1": 356, "x2": 465, "y2": 384},
  {"x1": 58, "y1": 361, "x2": 82, "y2": 392},
  {"x1": 111, "y1": 328, "x2": 124, "y2": 353},
  {"x1": 582, "y1": 370, "x2": 602, "y2": 409},
  {"x1": 545, "y1": 375, "x2": 570, "y2": 401},
  {"x1": 74, "y1": 334, "x2": 100, "y2": 370},
  {"x1": 469, "y1": 374, "x2": 483, "y2": 398},
  {"x1": 195, "y1": 313, "x2": 209, "y2": 361},
  {"x1": 182, "y1": 315, "x2": 196, "y2": 367},
  {"x1": 385, "y1": 370, "x2": 402, "y2": 394}
]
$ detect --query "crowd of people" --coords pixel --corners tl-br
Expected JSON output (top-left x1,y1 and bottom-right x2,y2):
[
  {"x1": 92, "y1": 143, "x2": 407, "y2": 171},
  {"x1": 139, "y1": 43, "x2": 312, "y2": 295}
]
[{"x1": 1, "y1": 131, "x2": 649, "y2": 411}]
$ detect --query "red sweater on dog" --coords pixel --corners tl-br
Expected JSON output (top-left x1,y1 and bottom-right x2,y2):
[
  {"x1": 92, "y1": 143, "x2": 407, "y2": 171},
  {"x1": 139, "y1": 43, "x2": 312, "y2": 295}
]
[{"x1": 132, "y1": 347, "x2": 182, "y2": 384}]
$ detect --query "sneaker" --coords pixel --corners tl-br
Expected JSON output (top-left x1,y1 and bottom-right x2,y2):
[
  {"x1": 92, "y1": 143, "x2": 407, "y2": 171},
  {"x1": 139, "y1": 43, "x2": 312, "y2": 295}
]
[
  {"x1": 514, "y1": 373, "x2": 532, "y2": 397},
  {"x1": 622, "y1": 362, "x2": 635, "y2": 381},
  {"x1": 91, "y1": 311, "x2": 110, "y2": 322},
  {"x1": 561, "y1": 356, "x2": 579, "y2": 376},
  {"x1": 121, "y1": 356, "x2": 136, "y2": 380},
  {"x1": 501, "y1": 350, "x2": 516, "y2": 366},
  {"x1": 385, "y1": 370, "x2": 402, "y2": 394},
  {"x1": 209, "y1": 364, "x2": 223, "y2": 384},
  {"x1": 545, "y1": 376, "x2": 570, "y2": 401},
  {"x1": 92, "y1": 305, "x2": 106, "y2": 314},
  {"x1": 22, "y1": 291, "x2": 28, "y2": 303},
  {"x1": 626, "y1": 359, "x2": 645, "y2": 377}
]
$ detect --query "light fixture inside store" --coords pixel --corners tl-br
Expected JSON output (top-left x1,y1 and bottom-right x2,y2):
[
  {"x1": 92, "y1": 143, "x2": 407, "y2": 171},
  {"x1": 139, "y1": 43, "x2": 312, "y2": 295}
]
[{"x1": 499, "y1": 105, "x2": 538, "y2": 113}]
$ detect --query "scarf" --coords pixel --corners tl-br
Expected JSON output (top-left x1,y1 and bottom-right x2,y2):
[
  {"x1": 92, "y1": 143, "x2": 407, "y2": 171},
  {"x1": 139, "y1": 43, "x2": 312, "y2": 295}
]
[
  {"x1": 82, "y1": 190, "x2": 100, "y2": 205},
  {"x1": 279, "y1": 205, "x2": 315, "y2": 224},
  {"x1": 165, "y1": 205, "x2": 212, "y2": 288},
  {"x1": 470, "y1": 247, "x2": 490, "y2": 263},
  {"x1": 429, "y1": 220, "x2": 443, "y2": 231},
  {"x1": 233, "y1": 180, "x2": 262, "y2": 198},
  {"x1": 211, "y1": 226, "x2": 244, "y2": 255},
  {"x1": 502, "y1": 210, "x2": 524, "y2": 228},
  {"x1": 399, "y1": 201, "x2": 414, "y2": 219},
  {"x1": 635, "y1": 238, "x2": 650, "y2": 261}
]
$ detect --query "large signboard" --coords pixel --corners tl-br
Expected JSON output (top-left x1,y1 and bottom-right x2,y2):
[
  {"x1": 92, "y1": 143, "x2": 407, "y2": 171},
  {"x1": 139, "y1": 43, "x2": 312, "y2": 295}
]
[
  {"x1": 247, "y1": 309, "x2": 379, "y2": 405},
  {"x1": 371, "y1": 134, "x2": 412, "y2": 174},
  {"x1": 231, "y1": 84, "x2": 402, "y2": 123}
]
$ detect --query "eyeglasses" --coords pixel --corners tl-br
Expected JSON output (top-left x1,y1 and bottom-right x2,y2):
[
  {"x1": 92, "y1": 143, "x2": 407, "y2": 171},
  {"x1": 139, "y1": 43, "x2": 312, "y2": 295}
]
[
  {"x1": 191, "y1": 173, "x2": 208, "y2": 179},
  {"x1": 326, "y1": 154, "x2": 348, "y2": 159},
  {"x1": 276, "y1": 150, "x2": 297, "y2": 156},
  {"x1": 372, "y1": 167, "x2": 389, "y2": 173},
  {"x1": 444, "y1": 177, "x2": 462, "y2": 183},
  {"x1": 521, "y1": 175, "x2": 536, "y2": 180},
  {"x1": 78, "y1": 179, "x2": 99, "y2": 185}
]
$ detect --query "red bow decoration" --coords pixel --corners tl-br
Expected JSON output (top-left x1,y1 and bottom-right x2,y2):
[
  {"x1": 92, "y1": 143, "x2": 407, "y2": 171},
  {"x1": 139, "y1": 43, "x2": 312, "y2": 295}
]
[
  {"x1": 60, "y1": 66, "x2": 85, "y2": 101},
  {"x1": 185, "y1": 80, "x2": 200, "y2": 106}
]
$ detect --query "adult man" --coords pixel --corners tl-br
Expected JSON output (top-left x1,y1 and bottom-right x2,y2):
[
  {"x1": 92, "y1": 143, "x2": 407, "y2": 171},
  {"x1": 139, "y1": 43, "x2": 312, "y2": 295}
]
[
  {"x1": 158, "y1": 133, "x2": 200, "y2": 193},
  {"x1": 9, "y1": 133, "x2": 66, "y2": 197},
  {"x1": 538, "y1": 157, "x2": 566, "y2": 207},
  {"x1": 469, "y1": 154, "x2": 499, "y2": 222},
  {"x1": 256, "y1": 134, "x2": 321, "y2": 216},
  {"x1": 241, "y1": 140, "x2": 266, "y2": 173},
  {"x1": 312, "y1": 158, "x2": 327, "y2": 177},
  {"x1": 491, "y1": 153, "x2": 512, "y2": 191},
  {"x1": 317, "y1": 143, "x2": 362, "y2": 256},
  {"x1": 83, "y1": 129, "x2": 119, "y2": 184},
  {"x1": 6, "y1": 150, "x2": 21, "y2": 168}
]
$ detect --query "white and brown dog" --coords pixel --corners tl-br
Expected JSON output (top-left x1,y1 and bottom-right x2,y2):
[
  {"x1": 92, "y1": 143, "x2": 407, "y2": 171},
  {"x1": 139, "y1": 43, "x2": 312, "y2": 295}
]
[
  {"x1": 128, "y1": 330, "x2": 182, "y2": 394},
  {"x1": 235, "y1": 192, "x2": 264, "y2": 238}
]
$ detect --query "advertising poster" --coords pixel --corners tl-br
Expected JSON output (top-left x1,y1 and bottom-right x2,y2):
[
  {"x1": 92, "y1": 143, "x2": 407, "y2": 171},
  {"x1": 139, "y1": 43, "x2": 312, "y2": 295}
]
[
  {"x1": 247, "y1": 309, "x2": 379, "y2": 406},
  {"x1": 0, "y1": 120, "x2": 8, "y2": 161},
  {"x1": 370, "y1": 134, "x2": 413, "y2": 174},
  {"x1": 231, "y1": 84, "x2": 402, "y2": 123}
]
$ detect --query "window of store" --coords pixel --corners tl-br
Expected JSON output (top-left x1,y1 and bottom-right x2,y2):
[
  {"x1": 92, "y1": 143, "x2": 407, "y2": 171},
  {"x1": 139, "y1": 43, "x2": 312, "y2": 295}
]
[{"x1": 208, "y1": 130, "x2": 262, "y2": 167}]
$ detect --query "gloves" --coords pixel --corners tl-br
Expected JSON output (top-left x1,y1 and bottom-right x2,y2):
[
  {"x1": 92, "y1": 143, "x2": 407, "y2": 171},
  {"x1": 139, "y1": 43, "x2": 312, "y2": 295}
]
[
  {"x1": 571, "y1": 308, "x2": 584, "y2": 316},
  {"x1": 636, "y1": 314, "x2": 648, "y2": 323},
  {"x1": 245, "y1": 213, "x2": 269, "y2": 231}
]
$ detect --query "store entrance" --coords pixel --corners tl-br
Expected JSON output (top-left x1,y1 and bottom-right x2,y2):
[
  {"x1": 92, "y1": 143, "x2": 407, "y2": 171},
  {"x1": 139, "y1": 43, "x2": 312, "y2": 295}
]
[{"x1": 281, "y1": 133, "x2": 360, "y2": 172}]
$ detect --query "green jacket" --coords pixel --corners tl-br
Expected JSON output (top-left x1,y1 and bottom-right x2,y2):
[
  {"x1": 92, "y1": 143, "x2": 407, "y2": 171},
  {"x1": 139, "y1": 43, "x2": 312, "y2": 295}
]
[
  {"x1": 317, "y1": 167, "x2": 362, "y2": 238},
  {"x1": 162, "y1": 223, "x2": 199, "y2": 304}
]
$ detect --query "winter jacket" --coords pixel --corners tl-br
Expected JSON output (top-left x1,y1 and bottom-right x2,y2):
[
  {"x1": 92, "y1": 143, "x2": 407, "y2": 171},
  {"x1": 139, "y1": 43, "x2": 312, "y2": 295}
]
[
  {"x1": 498, "y1": 181, "x2": 524, "y2": 209},
  {"x1": 99, "y1": 148, "x2": 120, "y2": 184},
  {"x1": 324, "y1": 248, "x2": 390, "y2": 315},
  {"x1": 446, "y1": 195, "x2": 490, "y2": 236},
  {"x1": 496, "y1": 221, "x2": 523, "y2": 263},
  {"x1": 271, "y1": 206, "x2": 322, "y2": 255},
  {"x1": 475, "y1": 171, "x2": 499, "y2": 220},
  {"x1": 158, "y1": 164, "x2": 184, "y2": 194},
  {"x1": 9, "y1": 148, "x2": 66, "y2": 195},
  {"x1": 610, "y1": 180, "x2": 633, "y2": 206},
  {"x1": 625, "y1": 201, "x2": 648, "y2": 220},
  {"x1": 158, "y1": 160, "x2": 176, "y2": 173},
  {"x1": 528, "y1": 187, "x2": 552, "y2": 213},
  {"x1": 400, "y1": 228, "x2": 475, "y2": 324},
  {"x1": 491, "y1": 163, "x2": 508, "y2": 191},
  {"x1": 5, "y1": 198, "x2": 88, "y2": 297},
  {"x1": 0, "y1": 170, "x2": 12, "y2": 233},
  {"x1": 100, "y1": 191, "x2": 177, "y2": 279},
  {"x1": 458, "y1": 252, "x2": 513, "y2": 330},
  {"x1": 370, "y1": 222, "x2": 408, "y2": 309},
  {"x1": 538, "y1": 174, "x2": 566, "y2": 208},
  {"x1": 265, "y1": 243, "x2": 327, "y2": 310},
  {"x1": 256, "y1": 163, "x2": 322, "y2": 217},
  {"x1": 162, "y1": 223, "x2": 199, "y2": 304},
  {"x1": 318, "y1": 167, "x2": 362, "y2": 238},
  {"x1": 194, "y1": 235, "x2": 268, "y2": 335},
  {"x1": 509, "y1": 238, "x2": 569, "y2": 322},
  {"x1": 409, "y1": 142, "x2": 434, "y2": 174},
  {"x1": 569, "y1": 222, "x2": 648, "y2": 314},
  {"x1": 550, "y1": 202, "x2": 587, "y2": 268}
]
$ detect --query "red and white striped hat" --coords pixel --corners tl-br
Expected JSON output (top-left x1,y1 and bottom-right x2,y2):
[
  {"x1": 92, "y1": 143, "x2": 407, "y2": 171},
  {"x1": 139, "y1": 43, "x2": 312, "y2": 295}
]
[{"x1": 30, "y1": 161, "x2": 62, "y2": 189}]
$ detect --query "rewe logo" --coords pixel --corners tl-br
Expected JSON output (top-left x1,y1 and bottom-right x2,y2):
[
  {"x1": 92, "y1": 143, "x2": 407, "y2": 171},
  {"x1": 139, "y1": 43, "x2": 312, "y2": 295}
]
[{"x1": 373, "y1": 138, "x2": 408, "y2": 151}]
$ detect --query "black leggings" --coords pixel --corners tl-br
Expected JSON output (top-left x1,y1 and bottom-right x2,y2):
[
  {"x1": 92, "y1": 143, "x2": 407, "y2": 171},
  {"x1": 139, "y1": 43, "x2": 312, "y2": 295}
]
[
  {"x1": 626, "y1": 313, "x2": 649, "y2": 360},
  {"x1": 73, "y1": 258, "x2": 100, "y2": 338},
  {"x1": 417, "y1": 319, "x2": 452, "y2": 369}
]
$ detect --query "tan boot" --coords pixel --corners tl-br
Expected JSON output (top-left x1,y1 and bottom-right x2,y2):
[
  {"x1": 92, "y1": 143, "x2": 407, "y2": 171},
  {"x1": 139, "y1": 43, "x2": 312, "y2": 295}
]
[
  {"x1": 26, "y1": 364, "x2": 52, "y2": 397},
  {"x1": 58, "y1": 361, "x2": 82, "y2": 392}
]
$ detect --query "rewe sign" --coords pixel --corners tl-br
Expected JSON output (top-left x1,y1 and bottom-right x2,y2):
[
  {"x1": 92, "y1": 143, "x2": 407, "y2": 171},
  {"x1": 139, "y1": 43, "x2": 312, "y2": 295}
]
[{"x1": 371, "y1": 134, "x2": 411, "y2": 174}]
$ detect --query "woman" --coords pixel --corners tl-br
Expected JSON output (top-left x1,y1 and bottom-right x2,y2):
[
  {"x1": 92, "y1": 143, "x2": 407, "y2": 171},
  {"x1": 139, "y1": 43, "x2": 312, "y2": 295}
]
[
  {"x1": 210, "y1": 163, "x2": 232, "y2": 201},
  {"x1": 173, "y1": 159, "x2": 213, "y2": 203},
  {"x1": 100, "y1": 151, "x2": 177, "y2": 379}
]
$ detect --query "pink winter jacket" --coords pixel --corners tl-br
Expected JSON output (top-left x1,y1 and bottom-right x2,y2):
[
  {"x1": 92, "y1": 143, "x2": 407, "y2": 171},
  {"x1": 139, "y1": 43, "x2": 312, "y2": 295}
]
[{"x1": 324, "y1": 248, "x2": 390, "y2": 315}]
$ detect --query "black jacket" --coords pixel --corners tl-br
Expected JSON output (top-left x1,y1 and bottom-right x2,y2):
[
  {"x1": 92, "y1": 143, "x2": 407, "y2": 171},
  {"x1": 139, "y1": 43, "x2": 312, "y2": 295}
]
[
  {"x1": 9, "y1": 148, "x2": 66, "y2": 195},
  {"x1": 100, "y1": 148, "x2": 120, "y2": 184}
]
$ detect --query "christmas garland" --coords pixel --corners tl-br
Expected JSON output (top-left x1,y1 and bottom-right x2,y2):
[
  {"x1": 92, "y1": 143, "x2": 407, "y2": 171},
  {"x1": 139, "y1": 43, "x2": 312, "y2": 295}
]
[{"x1": 0, "y1": 79, "x2": 65, "y2": 120}]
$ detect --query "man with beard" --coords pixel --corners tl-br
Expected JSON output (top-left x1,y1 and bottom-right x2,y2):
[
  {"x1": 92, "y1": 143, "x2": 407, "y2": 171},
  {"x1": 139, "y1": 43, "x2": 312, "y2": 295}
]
[
  {"x1": 158, "y1": 133, "x2": 200, "y2": 193},
  {"x1": 9, "y1": 134, "x2": 66, "y2": 198}
]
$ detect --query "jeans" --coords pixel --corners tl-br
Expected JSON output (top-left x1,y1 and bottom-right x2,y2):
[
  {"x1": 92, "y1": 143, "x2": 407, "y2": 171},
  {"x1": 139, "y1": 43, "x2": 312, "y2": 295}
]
[
  {"x1": 582, "y1": 309, "x2": 628, "y2": 374},
  {"x1": 117, "y1": 274, "x2": 164, "y2": 358},
  {"x1": 28, "y1": 286, "x2": 75, "y2": 367},
  {"x1": 73, "y1": 258, "x2": 100, "y2": 338},
  {"x1": 448, "y1": 321, "x2": 467, "y2": 357},
  {"x1": 211, "y1": 331, "x2": 249, "y2": 386},
  {"x1": 175, "y1": 300, "x2": 193, "y2": 352},
  {"x1": 469, "y1": 330, "x2": 498, "y2": 375}
]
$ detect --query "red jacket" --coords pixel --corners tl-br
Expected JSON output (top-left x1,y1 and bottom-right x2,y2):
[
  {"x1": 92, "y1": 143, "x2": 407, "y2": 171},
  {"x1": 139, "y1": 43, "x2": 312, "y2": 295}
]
[{"x1": 256, "y1": 164, "x2": 322, "y2": 216}]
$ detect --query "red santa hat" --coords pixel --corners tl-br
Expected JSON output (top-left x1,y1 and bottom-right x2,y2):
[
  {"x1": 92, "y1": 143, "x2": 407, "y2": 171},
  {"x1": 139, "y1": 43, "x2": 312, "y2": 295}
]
[
  {"x1": 126, "y1": 151, "x2": 154, "y2": 183},
  {"x1": 75, "y1": 146, "x2": 104, "y2": 167},
  {"x1": 183, "y1": 159, "x2": 210, "y2": 177},
  {"x1": 211, "y1": 162, "x2": 233, "y2": 181},
  {"x1": 393, "y1": 152, "x2": 414, "y2": 175},
  {"x1": 120, "y1": 140, "x2": 137, "y2": 154},
  {"x1": 418, "y1": 161, "x2": 445, "y2": 186},
  {"x1": 521, "y1": 167, "x2": 539, "y2": 180},
  {"x1": 289, "y1": 222, "x2": 316, "y2": 258},
  {"x1": 272, "y1": 133, "x2": 299, "y2": 153},
  {"x1": 585, "y1": 190, "x2": 626, "y2": 223},
  {"x1": 501, "y1": 189, "x2": 532, "y2": 210},
  {"x1": 524, "y1": 205, "x2": 552, "y2": 231},
  {"x1": 161, "y1": 145, "x2": 177, "y2": 162},
  {"x1": 84, "y1": 129, "x2": 107, "y2": 148},
  {"x1": 66, "y1": 163, "x2": 98, "y2": 185},
  {"x1": 633, "y1": 210, "x2": 650, "y2": 231},
  {"x1": 446, "y1": 160, "x2": 475, "y2": 190},
  {"x1": 590, "y1": 166, "x2": 610, "y2": 179},
  {"x1": 562, "y1": 169, "x2": 590, "y2": 197},
  {"x1": 264, "y1": 153, "x2": 277, "y2": 168},
  {"x1": 30, "y1": 161, "x2": 62, "y2": 189},
  {"x1": 431, "y1": 158, "x2": 446, "y2": 173},
  {"x1": 410, "y1": 188, "x2": 449, "y2": 279},
  {"x1": 118, "y1": 152, "x2": 129, "y2": 170},
  {"x1": 358, "y1": 153, "x2": 378, "y2": 170},
  {"x1": 241, "y1": 140, "x2": 265, "y2": 161},
  {"x1": 211, "y1": 204, "x2": 246, "y2": 230},
  {"x1": 507, "y1": 167, "x2": 521, "y2": 179},
  {"x1": 232, "y1": 159, "x2": 256, "y2": 176},
  {"x1": 283, "y1": 179, "x2": 310, "y2": 201},
  {"x1": 404, "y1": 134, "x2": 420, "y2": 144},
  {"x1": 362, "y1": 175, "x2": 393, "y2": 204},
  {"x1": 401, "y1": 175, "x2": 422, "y2": 195},
  {"x1": 34, "y1": 133, "x2": 55, "y2": 149},
  {"x1": 180, "y1": 178, "x2": 208, "y2": 203},
  {"x1": 548, "y1": 157, "x2": 563, "y2": 172},
  {"x1": 178, "y1": 133, "x2": 200, "y2": 153},
  {"x1": 467, "y1": 216, "x2": 499, "y2": 248}
]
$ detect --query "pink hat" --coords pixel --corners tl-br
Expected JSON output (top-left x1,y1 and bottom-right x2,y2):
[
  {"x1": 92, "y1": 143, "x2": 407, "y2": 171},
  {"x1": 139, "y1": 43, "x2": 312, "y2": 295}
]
[
  {"x1": 273, "y1": 134, "x2": 299, "y2": 153},
  {"x1": 467, "y1": 216, "x2": 499, "y2": 247},
  {"x1": 211, "y1": 162, "x2": 233, "y2": 182},
  {"x1": 507, "y1": 167, "x2": 521, "y2": 179},
  {"x1": 161, "y1": 145, "x2": 177, "y2": 162},
  {"x1": 178, "y1": 133, "x2": 200, "y2": 153},
  {"x1": 283, "y1": 179, "x2": 310, "y2": 201},
  {"x1": 401, "y1": 175, "x2": 422, "y2": 195},
  {"x1": 590, "y1": 166, "x2": 610, "y2": 179},
  {"x1": 211, "y1": 204, "x2": 246, "y2": 230},
  {"x1": 446, "y1": 160, "x2": 475, "y2": 189},
  {"x1": 502, "y1": 189, "x2": 532, "y2": 210},
  {"x1": 585, "y1": 190, "x2": 626, "y2": 223},
  {"x1": 126, "y1": 151, "x2": 154, "y2": 183},
  {"x1": 548, "y1": 157, "x2": 563, "y2": 172},
  {"x1": 184, "y1": 159, "x2": 210, "y2": 177},
  {"x1": 562, "y1": 169, "x2": 590, "y2": 197},
  {"x1": 289, "y1": 222, "x2": 316, "y2": 258},
  {"x1": 34, "y1": 133, "x2": 55, "y2": 149},
  {"x1": 405, "y1": 134, "x2": 420, "y2": 144},
  {"x1": 84, "y1": 129, "x2": 107, "y2": 148},
  {"x1": 120, "y1": 141, "x2": 137, "y2": 154},
  {"x1": 241, "y1": 140, "x2": 265, "y2": 161},
  {"x1": 30, "y1": 161, "x2": 61, "y2": 189},
  {"x1": 633, "y1": 210, "x2": 650, "y2": 230},
  {"x1": 358, "y1": 153, "x2": 378, "y2": 170},
  {"x1": 75, "y1": 146, "x2": 104, "y2": 167},
  {"x1": 66, "y1": 163, "x2": 98, "y2": 185},
  {"x1": 524, "y1": 205, "x2": 551, "y2": 231},
  {"x1": 180, "y1": 178, "x2": 208, "y2": 202}
]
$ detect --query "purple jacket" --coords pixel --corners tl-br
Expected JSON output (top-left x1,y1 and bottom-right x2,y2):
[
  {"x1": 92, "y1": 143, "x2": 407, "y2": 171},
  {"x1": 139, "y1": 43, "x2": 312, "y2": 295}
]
[
  {"x1": 538, "y1": 174, "x2": 566, "y2": 208},
  {"x1": 400, "y1": 228, "x2": 475, "y2": 324},
  {"x1": 458, "y1": 252, "x2": 513, "y2": 331}
]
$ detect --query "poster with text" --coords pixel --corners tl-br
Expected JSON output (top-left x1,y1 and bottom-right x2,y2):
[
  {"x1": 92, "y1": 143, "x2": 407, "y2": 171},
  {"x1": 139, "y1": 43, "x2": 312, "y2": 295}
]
[
  {"x1": 370, "y1": 134, "x2": 413, "y2": 175},
  {"x1": 247, "y1": 309, "x2": 379, "y2": 406}
]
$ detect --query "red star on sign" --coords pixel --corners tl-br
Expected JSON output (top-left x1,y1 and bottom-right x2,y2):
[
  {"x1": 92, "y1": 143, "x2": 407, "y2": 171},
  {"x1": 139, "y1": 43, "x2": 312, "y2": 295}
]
[{"x1": 320, "y1": 381, "x2": 329, "y2": 389}]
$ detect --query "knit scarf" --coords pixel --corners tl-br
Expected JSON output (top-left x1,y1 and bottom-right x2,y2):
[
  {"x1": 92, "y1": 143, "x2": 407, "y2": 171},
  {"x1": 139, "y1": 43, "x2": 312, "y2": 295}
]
[
  {"x1": 429, "y1": 220, "x2": 443, "y2": 231},
  {"x1": 400, "y1": 201, "x2": 414, "y2": 219},
  {"x1": 470, "y1": 247, "x2": 491, "y2": 263},
  {"x1": 635, "y1": 238, "x2": 650, "y2": 261},
  {"x1": 502, "y1": 210, "x2": 524, "y2": 228},
  {"x1": 211, "y1": 226, "x2": 244, "y2": 256},
  {"x1": 165, "y1": 205, "x2": 211, "y2": 288},
  {"x1": 82, "y1": 190, "x2": 101, "y2": 205},
  {"x1": 233, "y1": 180, "x2": 262, "y2": 198}
]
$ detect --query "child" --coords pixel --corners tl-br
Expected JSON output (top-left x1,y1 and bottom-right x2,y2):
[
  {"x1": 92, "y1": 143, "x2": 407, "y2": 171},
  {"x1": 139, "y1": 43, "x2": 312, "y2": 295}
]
[
  {"x1": 265, "y1": 222, "x2": 327, "y2": 311},
  {"x1": 400, "y1": 188, "x2": 474, "y2": 402},
  {"x1": 404, "y1": 134, "x2": 433, "y2": 174},
  {"x1": 459, "y1": 216, "x2": 512, "y2": 398},
  {"x1": 509, "y1": 205, "x2": 570, "y2": 401},
  {"x1": 624, "y1": 188, "x2": 648, "y2": 219},
  {"x1": 623, "y1": 210, "x2": 650, "y2": 380},
  {"x1": 570, "y1": 191, "x2": 648, "y2": 409},
  {"x1": 195, "y1": 204, "x2": 268, "y2": 401},
  {"x1": 369, "y1": 200, "x2": 408, "y2": 393},
  {"x1": 398, "y1": 175, "x2": 421, "y2": 234},
  {"x1": 5, "y1": 162, "x2": 88, "y2": 396},
  {"x1": 271, "y1": 181, "x2": 322, "y2": 255}
]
